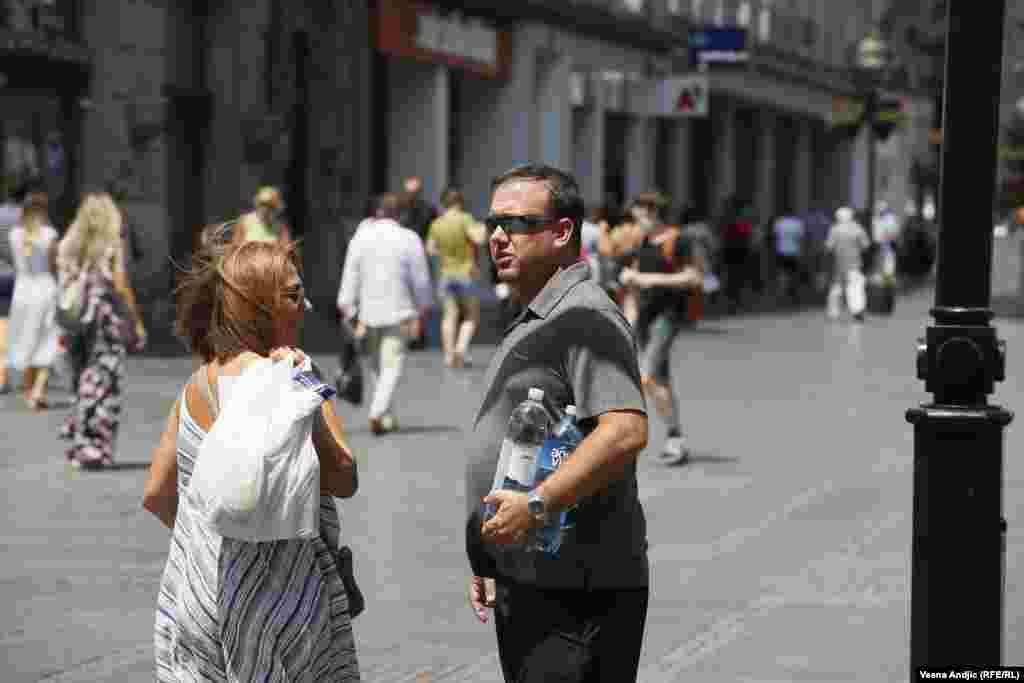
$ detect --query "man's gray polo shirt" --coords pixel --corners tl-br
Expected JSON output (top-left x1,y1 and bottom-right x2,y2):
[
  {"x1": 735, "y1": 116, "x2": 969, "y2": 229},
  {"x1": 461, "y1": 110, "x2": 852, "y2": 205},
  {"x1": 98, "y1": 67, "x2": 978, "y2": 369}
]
[{"x1": 465, "y1": 260, "x2": 649, "y2": 590}]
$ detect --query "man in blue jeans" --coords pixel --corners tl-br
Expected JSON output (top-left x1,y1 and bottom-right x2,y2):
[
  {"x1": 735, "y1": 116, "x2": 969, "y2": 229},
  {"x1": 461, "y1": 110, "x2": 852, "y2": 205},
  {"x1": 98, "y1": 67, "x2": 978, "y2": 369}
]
[{"x1": 466, "y1": 164, "x2": 650, "y2": 681}]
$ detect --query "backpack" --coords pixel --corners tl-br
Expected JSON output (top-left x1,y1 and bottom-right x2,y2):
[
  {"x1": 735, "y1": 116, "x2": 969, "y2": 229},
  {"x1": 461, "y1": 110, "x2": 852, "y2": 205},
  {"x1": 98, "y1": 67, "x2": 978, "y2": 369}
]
[{"x1": 55, "y1": 262, "x2": 91, "y2": 336}]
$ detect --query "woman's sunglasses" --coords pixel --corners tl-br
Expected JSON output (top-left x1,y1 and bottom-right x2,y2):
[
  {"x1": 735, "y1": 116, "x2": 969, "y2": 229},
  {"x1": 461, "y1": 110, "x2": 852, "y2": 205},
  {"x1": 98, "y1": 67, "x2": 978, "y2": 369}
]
[{"x1": 483, "y1": 214, "x2": 558, "y2": 235}]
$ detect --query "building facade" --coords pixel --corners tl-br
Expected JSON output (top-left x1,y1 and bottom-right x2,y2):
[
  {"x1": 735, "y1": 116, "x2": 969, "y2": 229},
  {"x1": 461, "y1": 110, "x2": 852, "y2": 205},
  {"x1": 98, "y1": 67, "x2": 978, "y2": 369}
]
[{"x1": 0, "y1": 0, "x2": 931, "y2": 349}]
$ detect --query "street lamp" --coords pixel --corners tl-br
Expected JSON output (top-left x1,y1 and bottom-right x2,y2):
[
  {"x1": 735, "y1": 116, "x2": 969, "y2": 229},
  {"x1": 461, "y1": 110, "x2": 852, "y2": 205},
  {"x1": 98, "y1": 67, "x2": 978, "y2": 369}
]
[
  {"x1": 852, "y1": 28, "x2": 891, "y2": 238},
  {"x1": 907, "y1": 0, "x2": 1013, "y2": 674}
]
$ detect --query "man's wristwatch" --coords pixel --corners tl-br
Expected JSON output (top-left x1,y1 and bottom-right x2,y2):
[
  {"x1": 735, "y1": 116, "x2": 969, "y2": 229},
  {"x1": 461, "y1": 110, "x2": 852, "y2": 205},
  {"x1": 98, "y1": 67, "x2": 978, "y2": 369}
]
[{"x1": 527, "y1": 490, "x2": 548, "y2": 527}]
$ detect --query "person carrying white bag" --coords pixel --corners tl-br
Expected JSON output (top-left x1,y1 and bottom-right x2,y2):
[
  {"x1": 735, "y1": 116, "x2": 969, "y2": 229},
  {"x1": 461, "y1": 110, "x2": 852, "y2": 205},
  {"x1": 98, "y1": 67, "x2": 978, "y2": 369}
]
[
  {"x1": 143, "y1": 239, "x2": 361, "y2": 682},
  {"x1": 189, "y1": 351, "x2": 334, "y2": 541}
]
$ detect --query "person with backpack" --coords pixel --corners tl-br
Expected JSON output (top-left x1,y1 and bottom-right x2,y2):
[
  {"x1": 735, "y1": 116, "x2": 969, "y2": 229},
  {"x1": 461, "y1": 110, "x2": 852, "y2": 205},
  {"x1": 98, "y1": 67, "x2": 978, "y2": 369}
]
[
  {"x1": 618, "y1": 204, "x2": 705, "y2": 465},
  {"x1": 57, "y1": 192, "x2": 146, "y2": 467}
]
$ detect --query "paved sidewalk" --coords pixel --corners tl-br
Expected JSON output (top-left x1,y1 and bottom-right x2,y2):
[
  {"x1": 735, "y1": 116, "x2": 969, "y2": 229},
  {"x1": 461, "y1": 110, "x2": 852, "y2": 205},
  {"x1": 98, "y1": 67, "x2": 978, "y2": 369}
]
[{"x1": 2, "y1": 285, "x2": 1023, "y2": 681}]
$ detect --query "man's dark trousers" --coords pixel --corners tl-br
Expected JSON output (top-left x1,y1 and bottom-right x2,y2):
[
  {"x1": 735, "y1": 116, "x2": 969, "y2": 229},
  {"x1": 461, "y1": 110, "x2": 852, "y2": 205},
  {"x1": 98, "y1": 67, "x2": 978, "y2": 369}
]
[{"x1": 494, "y1": 581, "x2": 649, "y2": 682}]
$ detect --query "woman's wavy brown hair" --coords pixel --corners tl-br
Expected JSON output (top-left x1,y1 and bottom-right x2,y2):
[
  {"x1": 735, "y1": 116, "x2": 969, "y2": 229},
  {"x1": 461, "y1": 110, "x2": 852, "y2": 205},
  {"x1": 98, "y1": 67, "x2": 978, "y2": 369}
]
[{"x1": 175, "y1": 234, "x2": 300, "y2": 362}]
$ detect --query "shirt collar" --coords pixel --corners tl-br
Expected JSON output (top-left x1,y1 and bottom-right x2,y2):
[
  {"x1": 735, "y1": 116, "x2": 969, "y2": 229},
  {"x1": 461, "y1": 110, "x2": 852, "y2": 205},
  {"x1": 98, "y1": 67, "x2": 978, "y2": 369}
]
[{"x1": 527, "y1": 260, "x2": 591, "y2": 319}]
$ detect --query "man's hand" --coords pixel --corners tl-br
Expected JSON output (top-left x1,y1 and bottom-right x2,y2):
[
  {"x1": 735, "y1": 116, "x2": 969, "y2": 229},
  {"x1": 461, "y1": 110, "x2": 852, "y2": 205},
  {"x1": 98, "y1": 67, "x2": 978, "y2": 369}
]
[
  {"x1": 468, "y1": 576, "x2": 496, "y2": 623},
  {"x1": 481, "y1": 490, "x2": 535, "y2": 545}
]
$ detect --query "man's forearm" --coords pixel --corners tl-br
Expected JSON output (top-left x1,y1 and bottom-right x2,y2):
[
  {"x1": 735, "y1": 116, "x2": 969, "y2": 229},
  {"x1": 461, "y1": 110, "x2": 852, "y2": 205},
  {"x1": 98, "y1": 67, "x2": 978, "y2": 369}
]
[{"x1": 535, "y1": 422, "x2": 644, "y2": 513}]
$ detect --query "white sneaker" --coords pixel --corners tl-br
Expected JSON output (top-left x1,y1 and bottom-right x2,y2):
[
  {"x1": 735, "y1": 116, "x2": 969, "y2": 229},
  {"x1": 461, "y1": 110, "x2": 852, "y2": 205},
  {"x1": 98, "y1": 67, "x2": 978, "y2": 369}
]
[{"x1": 659, "y1": 435, "x2": 690, "y2": 465}]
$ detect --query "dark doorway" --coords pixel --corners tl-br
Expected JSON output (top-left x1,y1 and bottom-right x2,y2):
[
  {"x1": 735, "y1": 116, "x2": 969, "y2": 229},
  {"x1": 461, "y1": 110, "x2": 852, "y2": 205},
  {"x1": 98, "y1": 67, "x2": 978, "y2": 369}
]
[
  {"x1": 690, "y1": 116, "x2": 713, "y2": 218},
  {"x1": 371, "y1": 52, "x2": 390, "y2": 198},
  {"x1": 604, "y1": 113, "x2": 628, "y2": 211},
  {"x1": 286, "y1": 30, "x2": 311, "y2": 239}
]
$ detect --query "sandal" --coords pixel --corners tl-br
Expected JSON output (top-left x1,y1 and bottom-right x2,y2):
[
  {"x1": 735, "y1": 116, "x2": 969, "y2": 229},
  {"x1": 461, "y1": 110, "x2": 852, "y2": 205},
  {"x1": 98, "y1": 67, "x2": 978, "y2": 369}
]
[{"x1": 28, "y1": 395, "x2": 49, "y2": 411}]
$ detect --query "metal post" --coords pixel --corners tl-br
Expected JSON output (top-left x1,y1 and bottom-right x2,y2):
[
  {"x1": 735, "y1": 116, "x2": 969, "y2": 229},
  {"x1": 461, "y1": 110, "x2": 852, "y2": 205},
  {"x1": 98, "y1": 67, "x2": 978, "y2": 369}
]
[{"x1": 908, "y1": 0, "x2": 1013, "y2": 675}]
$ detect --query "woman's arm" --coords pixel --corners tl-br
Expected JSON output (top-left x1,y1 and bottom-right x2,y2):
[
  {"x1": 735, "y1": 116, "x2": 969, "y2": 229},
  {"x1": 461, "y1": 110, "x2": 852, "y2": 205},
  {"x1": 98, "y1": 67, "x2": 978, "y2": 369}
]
[
  {"x1": 313, "y1": 400, "x2": 358, "y2": 498},
  {"x1": 143, "y1": 398, "x2": 181, "y2": 529}
]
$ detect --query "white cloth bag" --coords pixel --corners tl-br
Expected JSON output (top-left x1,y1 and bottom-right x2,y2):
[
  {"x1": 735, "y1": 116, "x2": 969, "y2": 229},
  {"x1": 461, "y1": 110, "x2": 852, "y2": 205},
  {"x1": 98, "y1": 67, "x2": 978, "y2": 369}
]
[{"x1": 188, "y1": 356, "x2": 331, "y2": 541}]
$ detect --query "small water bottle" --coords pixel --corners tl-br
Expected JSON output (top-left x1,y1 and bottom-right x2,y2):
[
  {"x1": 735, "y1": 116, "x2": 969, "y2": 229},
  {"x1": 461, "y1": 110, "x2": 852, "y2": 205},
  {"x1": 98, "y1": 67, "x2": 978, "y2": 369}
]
[
  {"x1": 528, "y1": 405, "x2": 584, "y2": 555},
  {"x1": 484, "y1": 388, "x2": 551, "y2": 523}
]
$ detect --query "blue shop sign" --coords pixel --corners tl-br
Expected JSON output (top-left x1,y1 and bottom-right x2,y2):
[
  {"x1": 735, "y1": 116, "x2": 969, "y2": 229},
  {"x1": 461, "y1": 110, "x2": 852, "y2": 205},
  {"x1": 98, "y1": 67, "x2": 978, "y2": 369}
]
[{"x1": 689, "y1": 27, "x2": 749, "y2": 66}]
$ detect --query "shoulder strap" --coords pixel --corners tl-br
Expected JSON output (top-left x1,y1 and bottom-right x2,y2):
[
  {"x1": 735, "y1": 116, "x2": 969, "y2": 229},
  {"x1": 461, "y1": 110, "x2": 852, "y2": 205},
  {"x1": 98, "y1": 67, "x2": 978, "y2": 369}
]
[{"x1": 196, "y1": 364, "x2": 220, "y2": 419}]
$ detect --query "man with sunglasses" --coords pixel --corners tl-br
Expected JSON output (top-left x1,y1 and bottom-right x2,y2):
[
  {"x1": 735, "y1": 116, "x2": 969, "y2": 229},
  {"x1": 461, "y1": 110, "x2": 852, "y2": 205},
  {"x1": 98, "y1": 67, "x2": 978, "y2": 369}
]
[{"x1": 465, "y1": 164, "x2": 650, "y2": 682}]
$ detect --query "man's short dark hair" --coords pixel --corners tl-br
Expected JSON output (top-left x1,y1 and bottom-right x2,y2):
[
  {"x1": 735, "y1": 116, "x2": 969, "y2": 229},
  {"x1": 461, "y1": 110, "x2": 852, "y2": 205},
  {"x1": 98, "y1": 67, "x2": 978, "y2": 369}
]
[{"x1": 491, "y1": 164, "x2": 584, "y2": 250}]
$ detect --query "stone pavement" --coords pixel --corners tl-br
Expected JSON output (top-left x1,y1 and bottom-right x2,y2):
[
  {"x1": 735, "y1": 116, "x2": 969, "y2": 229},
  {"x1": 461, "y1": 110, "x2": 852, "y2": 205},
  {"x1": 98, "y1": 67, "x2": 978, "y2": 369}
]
[{"x1": 3, "y1": 286, "x2": 1024, "y2": 682}]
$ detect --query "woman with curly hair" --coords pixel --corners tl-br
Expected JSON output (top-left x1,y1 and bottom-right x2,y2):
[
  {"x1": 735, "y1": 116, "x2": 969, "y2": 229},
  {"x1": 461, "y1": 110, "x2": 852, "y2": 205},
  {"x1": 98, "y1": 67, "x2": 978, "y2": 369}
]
[
  {"x1": 143, "y1": 236, "x2": 361, "y2": 682},
  {"x1": 57, "y1": 191, "x2": 146, "y2": 468}
]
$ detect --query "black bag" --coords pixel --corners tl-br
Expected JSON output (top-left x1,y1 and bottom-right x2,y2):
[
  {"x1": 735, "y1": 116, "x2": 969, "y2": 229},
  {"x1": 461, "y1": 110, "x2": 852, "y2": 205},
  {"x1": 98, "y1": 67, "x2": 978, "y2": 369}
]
[
  {"x1": 0, "y1": 266, "x2": 13, "y2": 298},
  {"x1": 334, "y1": 319, "x2": 364, "y2": 406},
  {"x1": 866, "y1": 282, "x2": 895, "y2": 315},
  {"x1": 334, "y1": 545, "x2": 365, "y2": 619}
]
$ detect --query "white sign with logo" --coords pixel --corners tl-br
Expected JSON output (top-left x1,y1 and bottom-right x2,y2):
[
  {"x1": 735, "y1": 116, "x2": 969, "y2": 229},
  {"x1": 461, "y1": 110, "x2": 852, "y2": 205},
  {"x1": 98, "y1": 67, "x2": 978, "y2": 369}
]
[{"x1": 416, "y1": 10, "x2": 497, "y2": 66}]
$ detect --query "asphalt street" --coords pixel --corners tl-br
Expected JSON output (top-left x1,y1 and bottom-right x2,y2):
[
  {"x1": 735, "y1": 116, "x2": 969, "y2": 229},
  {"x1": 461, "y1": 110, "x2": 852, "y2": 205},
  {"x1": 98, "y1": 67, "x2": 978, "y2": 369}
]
[{"x1": 3, "y1": 285, "x2": 1024, "y2": 682}]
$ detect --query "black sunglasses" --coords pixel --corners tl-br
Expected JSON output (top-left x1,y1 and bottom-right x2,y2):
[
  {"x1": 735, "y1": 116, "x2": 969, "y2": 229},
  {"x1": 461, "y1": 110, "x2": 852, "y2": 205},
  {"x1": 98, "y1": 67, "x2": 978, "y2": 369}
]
[{"x1": 483, "y1": 214, "x2": 558, "y2": 235}]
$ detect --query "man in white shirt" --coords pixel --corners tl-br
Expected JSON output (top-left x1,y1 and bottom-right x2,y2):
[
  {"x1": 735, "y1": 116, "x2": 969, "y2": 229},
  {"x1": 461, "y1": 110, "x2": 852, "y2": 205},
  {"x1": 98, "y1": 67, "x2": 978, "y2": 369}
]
[{"x1": 337, "y1": 193, "x2": 434, "y2": 434}]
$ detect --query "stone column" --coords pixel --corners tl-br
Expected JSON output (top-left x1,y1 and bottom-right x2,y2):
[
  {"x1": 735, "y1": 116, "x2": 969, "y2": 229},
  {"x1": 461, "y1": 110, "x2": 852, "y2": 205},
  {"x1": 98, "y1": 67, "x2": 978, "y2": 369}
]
[
  {"x1": 791, "y1": 117, "x2": 813, "y2": 214},
  {"x1": 848, "y1": 124, "x2": 871, "y2": 212},
  {"x1": 573, "y1": 73, "x2": 606, "y2": 209},
  {"x1": 625, "y1": 115, "x2": 655, "y2": 201},
  {"x1": 755, "y1": 108, "x2": 777, "y2": 223},
  {"x1": 457, "y1": 24, "x2": 536, "y2": 215},
  {"x1": 386, "y1": 62, "x2": 449, "y2": 205},
  {"x1": 665, "y1": 118, "x2": 693, "y2": 213},
  {"x1": 713, "y1": 97, "x2": 737, "y2": 216},
  {"x1": 535, "y1": 53, "x2": 573, "y2": 172}
]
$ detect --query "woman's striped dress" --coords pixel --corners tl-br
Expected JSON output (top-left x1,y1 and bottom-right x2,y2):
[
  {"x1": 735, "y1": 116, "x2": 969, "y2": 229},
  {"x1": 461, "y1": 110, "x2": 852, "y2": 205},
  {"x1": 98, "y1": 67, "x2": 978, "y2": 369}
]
[{"x1": 154, "y1": 377, "x2": 360, "y2": 682}]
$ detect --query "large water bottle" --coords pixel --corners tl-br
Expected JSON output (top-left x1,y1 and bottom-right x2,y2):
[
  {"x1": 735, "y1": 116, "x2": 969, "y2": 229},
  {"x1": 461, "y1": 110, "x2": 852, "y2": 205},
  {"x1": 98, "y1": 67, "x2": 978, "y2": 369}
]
[
  {"x1": 484, "y1": 387, "x2": 552, "y2": 523},
  {"x1": 528, "y1": 405, "x2": 585, "y2": 555}
]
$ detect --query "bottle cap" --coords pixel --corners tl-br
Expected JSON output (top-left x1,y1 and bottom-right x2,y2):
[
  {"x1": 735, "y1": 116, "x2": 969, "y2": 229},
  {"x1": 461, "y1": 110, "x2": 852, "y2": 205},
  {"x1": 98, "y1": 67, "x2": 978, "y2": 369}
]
[
  {"x1": 566, "y1": 405, "x2": 577, "y2": 416},
  {"x1": 528, "y1": 387, "x2": 544, "y2": 401}
]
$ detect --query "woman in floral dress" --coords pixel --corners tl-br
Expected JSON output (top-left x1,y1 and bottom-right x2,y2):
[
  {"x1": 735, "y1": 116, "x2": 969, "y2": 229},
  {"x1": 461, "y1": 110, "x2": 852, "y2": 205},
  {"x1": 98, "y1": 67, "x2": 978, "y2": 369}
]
[{"x1": 57, "y1": 192, "x2": 146, "y2": 469}]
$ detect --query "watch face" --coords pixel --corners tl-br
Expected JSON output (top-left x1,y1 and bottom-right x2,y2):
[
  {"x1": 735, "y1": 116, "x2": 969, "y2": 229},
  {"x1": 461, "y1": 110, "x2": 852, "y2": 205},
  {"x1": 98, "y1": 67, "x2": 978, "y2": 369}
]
[{"x1": 528, "y1": 497, "x2": 545, "y2": 517}]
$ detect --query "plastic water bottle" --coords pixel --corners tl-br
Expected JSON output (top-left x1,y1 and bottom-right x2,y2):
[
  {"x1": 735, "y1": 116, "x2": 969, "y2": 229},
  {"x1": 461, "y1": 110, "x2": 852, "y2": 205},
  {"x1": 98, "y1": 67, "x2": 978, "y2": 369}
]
[
  {"x1": 528, "y1": 405, "x2": 584, "y2": 555},
  {"x1": 484, "y1": 388, "x2": 552, "y2": 523}
]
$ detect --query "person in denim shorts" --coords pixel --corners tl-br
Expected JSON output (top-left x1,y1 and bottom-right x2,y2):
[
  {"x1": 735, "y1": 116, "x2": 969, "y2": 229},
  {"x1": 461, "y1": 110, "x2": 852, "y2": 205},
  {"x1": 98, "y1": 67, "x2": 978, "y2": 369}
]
[
  {"x1": 426, "y1": 188, "x2": 486, "y2": 368},
  {"x1": 619, "y1": 205, "x2": 704, "y2": 465}
]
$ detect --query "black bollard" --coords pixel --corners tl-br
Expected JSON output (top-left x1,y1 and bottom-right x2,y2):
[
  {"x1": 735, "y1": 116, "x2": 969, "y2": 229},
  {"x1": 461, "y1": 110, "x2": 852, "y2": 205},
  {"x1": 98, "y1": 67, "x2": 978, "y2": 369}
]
[{"x1": 907, "y1": 0, "x2": 1013, "y2": 674}]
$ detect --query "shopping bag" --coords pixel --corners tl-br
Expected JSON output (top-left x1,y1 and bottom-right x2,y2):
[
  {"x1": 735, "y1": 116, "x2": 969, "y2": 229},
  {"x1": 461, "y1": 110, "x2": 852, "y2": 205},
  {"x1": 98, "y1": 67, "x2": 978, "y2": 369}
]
[
  {"x1": 188, "y1": 355, "x2": 335, "y2": 541},
  {"x1": 334, "y1": 318, "x2": 364, "y2": 406}
]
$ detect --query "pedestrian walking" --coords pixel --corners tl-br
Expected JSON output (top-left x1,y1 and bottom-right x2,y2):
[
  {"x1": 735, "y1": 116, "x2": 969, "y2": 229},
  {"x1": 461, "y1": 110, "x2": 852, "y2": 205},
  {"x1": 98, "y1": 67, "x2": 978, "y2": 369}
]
[
  {"x1": 466, "y1": 164, "x2": 650, "y2": 682},
  {"x1": 720, "y1": 200, "x2": 756, "y2": 313},
  {"x1": 57, "y1": 192, "x2": 146, "y2": 467},
  {"x1": 7, "y1": 190, "x2": 60, "y2": 410},
  {"x1": 426, "y1": 187, "x2": 486, "y2": 368},
  {"x1": 0, "y1": 180, "x2": 21, "y2": 394},
  {"x1": 337, "y1": 193, "x2": 434, "y2": 435},
  {"x1": 825, "y1": 206, "x2": 871, "y2": 322},
  {"x1": 145, "y1": 238, "x2": 361, "y2": 682},
  {"x1": 772, "y1": 212, "x2": 807, "y2": 305},
  {"x1": 618, "y1": 214, "x2": 704, "y2": 465}
]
